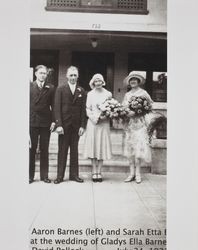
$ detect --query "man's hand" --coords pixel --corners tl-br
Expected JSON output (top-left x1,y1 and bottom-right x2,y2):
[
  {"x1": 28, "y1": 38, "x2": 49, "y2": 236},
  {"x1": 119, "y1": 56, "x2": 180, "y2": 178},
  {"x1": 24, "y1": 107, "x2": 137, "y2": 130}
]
[
  {"x1": 56, "y1": 126, "x2": 64, "y2": 135},
  {"x1": 78, "y1": 127, "x2": 85, "y2": 136},
  {"x1": 50, "y1": 122, "x2": 56, "y2": 132}
]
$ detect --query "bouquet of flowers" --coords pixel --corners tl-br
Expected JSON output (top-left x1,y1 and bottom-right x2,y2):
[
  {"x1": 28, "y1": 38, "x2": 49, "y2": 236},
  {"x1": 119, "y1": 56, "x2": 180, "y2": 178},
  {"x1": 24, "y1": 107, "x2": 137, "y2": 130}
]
[
  {"x1": 98, "y1": 98, "x2": 127, "y2": 120},
  {"x1": 126, "y1": 96, "x2": 152, "y2": 117}
]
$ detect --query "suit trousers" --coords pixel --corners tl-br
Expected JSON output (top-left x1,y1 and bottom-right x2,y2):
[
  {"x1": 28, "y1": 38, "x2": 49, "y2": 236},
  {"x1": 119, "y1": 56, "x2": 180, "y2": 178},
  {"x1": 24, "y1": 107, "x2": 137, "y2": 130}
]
[
  {"x1": 29, "y1": 127, "x2": 50, "y2": 180},
  {"x1": 57, "y1": 126, "x2": 80, "y2": 179}
]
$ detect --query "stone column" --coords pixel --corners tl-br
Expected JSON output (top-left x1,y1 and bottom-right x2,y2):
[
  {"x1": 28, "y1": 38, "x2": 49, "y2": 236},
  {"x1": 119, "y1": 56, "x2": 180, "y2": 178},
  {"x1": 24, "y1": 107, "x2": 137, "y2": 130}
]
[{"x1": 113, "y1": 51, "x2": 128, "y2": 102}]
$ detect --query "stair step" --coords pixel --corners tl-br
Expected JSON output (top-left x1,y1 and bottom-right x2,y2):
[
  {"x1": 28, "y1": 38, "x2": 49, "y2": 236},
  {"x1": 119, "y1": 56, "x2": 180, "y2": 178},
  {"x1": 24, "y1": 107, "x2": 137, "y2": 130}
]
[
  {"x1": 35, "y1": 164, "x2": 151, "y2": 173},
  {"x1": 36, "y1": 156, "x2": 151, "y2": 173},
  {"x1": 36, "y1": 130, "x2": 151, "y2": 173}
]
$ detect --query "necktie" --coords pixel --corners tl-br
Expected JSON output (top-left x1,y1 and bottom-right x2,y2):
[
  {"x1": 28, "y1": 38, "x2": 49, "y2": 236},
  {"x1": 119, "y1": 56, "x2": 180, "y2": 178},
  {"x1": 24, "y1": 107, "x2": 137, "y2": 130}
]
[{"x1": 38, "y1": 82, "x2": 43, "y2": 89}]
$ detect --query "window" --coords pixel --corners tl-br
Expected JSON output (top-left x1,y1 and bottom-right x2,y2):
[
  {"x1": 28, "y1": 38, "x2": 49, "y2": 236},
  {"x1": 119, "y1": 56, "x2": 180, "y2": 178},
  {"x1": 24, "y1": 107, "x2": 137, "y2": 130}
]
[
  {"x1": 30, "y1": 49, "x2": 59, "y2": 86},
  {"x1": 128, "y1": 53, "x2": 167, "y2": 102},
  {"x1": 46, "y1": 0, "x2": 148, "y2": 14},
  {"x1": 152, "y1": 72, "x2": 167, "y2": 102}
]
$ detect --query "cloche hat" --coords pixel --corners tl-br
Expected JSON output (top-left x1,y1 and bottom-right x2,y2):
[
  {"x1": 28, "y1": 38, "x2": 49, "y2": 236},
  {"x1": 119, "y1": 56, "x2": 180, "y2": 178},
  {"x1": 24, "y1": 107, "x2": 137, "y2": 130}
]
[
  {"x1": 89, "y1": 73, "x2": 106, "y2": 89},
  {"x1": 123, "y1": 71, "x2": 146, "y2": 86}
]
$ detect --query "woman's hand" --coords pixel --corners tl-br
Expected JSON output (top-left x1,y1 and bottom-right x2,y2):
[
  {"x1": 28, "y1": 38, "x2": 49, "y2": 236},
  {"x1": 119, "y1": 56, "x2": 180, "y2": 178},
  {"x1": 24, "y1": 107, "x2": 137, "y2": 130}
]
[
  {"x1": 90, "y1": 116, "x2": 99, "y2": 125},
  {"x1": 90, "y1": 112, "x2": 101, "y2": 124},
  {"x1": 127, "y1": 111, "x2": 135, "y2": 117},
  {"x1": 99, "y1": 114, "x2": 106, "y2": 120}
]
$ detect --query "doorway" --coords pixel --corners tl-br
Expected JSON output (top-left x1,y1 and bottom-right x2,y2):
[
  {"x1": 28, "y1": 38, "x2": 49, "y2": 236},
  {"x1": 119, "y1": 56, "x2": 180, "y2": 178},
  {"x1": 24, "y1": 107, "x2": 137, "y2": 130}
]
[{"x1": 72, "y1": 52, "x2": 114, "y2": 92}]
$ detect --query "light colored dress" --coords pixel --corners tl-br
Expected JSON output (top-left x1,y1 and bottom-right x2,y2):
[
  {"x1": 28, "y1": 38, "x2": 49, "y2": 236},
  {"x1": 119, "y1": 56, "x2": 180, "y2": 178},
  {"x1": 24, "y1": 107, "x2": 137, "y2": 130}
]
[
  {"x1": 122, "y1": 88, "x2": 153, "y2": 163},
  {"x1": 83, "y1": 88, "x2": 112, "y2": 160}
]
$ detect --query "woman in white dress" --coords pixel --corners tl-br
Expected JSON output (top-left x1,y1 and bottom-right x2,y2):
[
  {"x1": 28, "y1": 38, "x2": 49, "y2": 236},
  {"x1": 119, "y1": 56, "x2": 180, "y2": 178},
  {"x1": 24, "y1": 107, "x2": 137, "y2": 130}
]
[
  {"x1": 122, "y1": 71, "x2": 153, "y2": 184},
  {"x1": 83, "y1": 74, "x2": 112, "y2": 182}
]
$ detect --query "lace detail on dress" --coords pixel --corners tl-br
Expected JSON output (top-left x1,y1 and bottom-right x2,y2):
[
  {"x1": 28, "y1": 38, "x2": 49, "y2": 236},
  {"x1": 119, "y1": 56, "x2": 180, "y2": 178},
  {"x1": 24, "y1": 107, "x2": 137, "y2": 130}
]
[{"x1": 123, "y1": 89, "x2": 152, "y2": 164}]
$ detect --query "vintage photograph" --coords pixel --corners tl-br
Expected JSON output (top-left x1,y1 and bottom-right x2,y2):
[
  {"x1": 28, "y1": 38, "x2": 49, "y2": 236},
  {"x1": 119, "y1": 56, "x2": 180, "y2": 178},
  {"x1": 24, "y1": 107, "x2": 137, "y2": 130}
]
[{"x1": 29, "y1": 1, "x2": 167, "y2": 249}]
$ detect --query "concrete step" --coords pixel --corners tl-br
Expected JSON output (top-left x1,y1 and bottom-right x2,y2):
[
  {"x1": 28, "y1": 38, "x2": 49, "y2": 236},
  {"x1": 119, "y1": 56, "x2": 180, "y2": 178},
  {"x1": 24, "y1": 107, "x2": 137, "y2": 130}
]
[
  {"x1": 35, "y1": 130, "x2": 167, "y2": 174},
  {"x1": 35, "y1": 163, "x2": 151, "y2": 173},
  {"x1": 46, "y1": 149, "x2": 124, "y2": 159},
  {"x1": 36, "y1": 153, "x2": 151, "y2": 173},
  {"x1": 35, "y1": 130, "x2": 152, "y2": 173},
  {"x1": 47, "y1": 146, "x2": 123, "y2": 155}
]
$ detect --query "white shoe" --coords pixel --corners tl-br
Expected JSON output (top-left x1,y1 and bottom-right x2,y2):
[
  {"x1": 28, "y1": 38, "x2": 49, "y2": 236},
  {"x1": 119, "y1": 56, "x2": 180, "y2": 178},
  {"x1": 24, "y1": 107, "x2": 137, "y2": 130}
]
[
  {"x1": 135, "y1": 175, "x2": 142, "y2": 184},
  {"x1": 124, "y1": 175, "x2": 135, "y2": 182}
]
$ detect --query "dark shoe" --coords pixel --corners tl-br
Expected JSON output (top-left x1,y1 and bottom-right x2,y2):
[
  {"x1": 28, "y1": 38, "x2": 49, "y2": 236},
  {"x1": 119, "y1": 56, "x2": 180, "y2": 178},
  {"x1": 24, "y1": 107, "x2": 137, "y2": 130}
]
[
  {"x1": 42, "y1": 178, "x2": 51, "y2": 183},
  {"x1": 29, "y1": 179, "x2": 34, "y2": 184},
  {"x1": 54, "y1": 178, "x2": 63, "y2": 184},
  {"x1": 70, "y1": 176, "x2": 84, "y2": 183},
  {"x1": 97, "y1": 173, "x2": 103, "y2": 182},
  {"x1": 92, "y1": 174, "x2": 98, "y2": 182}
]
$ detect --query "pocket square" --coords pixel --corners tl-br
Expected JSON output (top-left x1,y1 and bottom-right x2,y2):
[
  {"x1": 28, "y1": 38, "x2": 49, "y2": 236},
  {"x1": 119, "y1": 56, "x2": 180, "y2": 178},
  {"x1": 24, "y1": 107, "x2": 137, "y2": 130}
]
[{"x1": 78, "y1": 94, "x2": 82, "y2": 97}]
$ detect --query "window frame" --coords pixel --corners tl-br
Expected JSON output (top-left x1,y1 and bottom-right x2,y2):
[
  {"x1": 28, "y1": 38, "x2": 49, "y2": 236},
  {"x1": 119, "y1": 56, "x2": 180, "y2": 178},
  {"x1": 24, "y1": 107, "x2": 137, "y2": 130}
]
[{"x1": 45, "y1": 0, "x2": 149, "y2": 15}]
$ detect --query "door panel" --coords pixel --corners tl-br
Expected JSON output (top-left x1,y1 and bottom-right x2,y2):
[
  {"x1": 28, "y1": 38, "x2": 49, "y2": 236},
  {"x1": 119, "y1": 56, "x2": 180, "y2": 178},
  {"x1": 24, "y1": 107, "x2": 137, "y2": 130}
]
[{"x1": 72, "y1": 52, "x2": 114, "y2": 92}]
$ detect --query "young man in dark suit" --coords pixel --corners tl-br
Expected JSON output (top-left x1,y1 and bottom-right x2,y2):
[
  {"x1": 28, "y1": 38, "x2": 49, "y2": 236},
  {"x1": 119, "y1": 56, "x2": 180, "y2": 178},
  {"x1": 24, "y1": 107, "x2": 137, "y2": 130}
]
[
  {"x1": 29, "y1": 65, "x2": 55, "y2": 184},
  {"x1": 54, "y1": 66, "x2": 87, "y2": 184}
]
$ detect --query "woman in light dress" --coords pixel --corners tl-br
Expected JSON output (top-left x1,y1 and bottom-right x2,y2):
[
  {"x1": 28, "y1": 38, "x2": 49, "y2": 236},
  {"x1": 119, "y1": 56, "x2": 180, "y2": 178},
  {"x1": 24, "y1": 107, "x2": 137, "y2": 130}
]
[
  {"x1": 122, "y1": 71, "x2": 153, "y2": 184},
  {"x1": 83, "y1": 74, "x2": 112, "y2": 182}
]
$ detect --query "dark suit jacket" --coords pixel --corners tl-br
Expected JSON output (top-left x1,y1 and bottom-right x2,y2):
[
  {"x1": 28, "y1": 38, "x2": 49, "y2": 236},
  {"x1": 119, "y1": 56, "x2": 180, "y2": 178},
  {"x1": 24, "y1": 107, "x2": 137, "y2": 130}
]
[
  {"x1": 30, "y1": 81, "x2": 55, "y2": 127},
  {"x1": 54, "y1": 83, "x2": 87, "y2": 130}
]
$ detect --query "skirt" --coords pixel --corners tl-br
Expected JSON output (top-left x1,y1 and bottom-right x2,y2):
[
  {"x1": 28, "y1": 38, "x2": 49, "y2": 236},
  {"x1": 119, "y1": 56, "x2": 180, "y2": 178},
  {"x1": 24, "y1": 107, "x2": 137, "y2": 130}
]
[
  {"x1": 123, "y1": 116, "x2": 151, "y2": 163},
  {"x1": 83, "y1": 119, "x2": 112, "y2": 160}
]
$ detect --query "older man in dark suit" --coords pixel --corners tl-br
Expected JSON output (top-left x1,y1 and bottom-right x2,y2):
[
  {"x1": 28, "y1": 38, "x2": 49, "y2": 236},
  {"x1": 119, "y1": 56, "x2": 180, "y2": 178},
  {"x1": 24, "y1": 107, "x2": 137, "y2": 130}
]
[
  {"x1": 29, "y1": 65, "x2": 55, "y2": 184},
  {"x1": 54, "y1": 66, "x2": 87, "y2": 184}
]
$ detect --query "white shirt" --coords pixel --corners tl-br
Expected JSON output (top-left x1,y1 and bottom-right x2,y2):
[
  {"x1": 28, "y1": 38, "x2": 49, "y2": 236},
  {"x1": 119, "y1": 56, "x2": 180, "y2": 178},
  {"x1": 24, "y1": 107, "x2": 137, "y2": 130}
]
[
  {"x1": 68, "y1": 82, "x2": 76, "y2": 95},
  {"x1": 36, "y1": 80, "x2": 44, "y2": 89}
]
